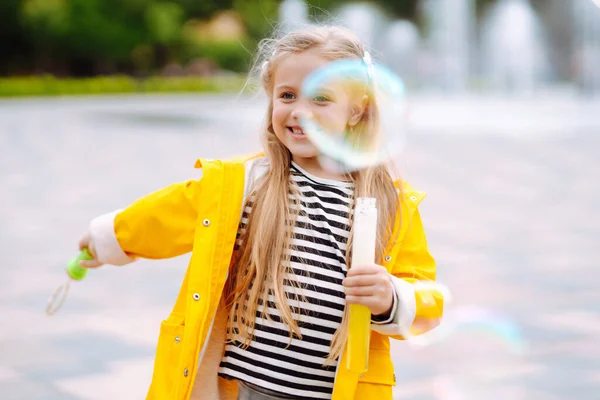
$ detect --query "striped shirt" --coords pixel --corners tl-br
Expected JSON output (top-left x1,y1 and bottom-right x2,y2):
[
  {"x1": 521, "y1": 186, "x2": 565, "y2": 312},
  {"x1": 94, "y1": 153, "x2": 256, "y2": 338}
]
[{"x1": 218, "y1": 162, "x2": 354, "y2": 399}]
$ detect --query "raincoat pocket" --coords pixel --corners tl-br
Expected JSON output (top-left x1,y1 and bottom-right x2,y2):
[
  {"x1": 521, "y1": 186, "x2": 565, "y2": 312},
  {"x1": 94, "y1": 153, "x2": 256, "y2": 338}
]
[
  {"x1": 355, "y1": 348, "x2": 395, "y2": 399},
  {"x1": 147, "y1": 320, "x2": 186, "y2": 400}
]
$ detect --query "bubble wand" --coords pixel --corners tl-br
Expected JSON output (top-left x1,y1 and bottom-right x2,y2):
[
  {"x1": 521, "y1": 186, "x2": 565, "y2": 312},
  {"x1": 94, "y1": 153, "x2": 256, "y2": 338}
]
[
  {"x1": 45, "y1": 248, "x2": 94, "y2": 316},
  {"x1": 346, "y1": 197, "x2": 378, "y2": 373}
]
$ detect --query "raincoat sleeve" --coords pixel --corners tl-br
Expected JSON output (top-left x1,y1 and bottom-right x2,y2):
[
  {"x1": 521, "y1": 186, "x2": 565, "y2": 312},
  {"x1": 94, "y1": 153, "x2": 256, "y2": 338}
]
[
  {"x1": 371, "y1": 207, "x2": 444, "y2": 339},
  {"x1": 88, "y1": 179, "x2": 202, "y2": 266}
]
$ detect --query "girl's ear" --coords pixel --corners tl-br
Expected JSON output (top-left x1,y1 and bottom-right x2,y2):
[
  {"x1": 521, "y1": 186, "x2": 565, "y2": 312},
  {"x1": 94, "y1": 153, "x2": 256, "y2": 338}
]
[{"x1": 348, "y1": 94, "x2": 369, "y2": 127}]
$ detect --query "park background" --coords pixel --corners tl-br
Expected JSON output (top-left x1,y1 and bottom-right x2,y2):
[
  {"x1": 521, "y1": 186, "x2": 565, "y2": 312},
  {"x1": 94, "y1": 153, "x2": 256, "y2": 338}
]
[{"x1": 1, "y1": 1, "x2": 599, "y2": 399}]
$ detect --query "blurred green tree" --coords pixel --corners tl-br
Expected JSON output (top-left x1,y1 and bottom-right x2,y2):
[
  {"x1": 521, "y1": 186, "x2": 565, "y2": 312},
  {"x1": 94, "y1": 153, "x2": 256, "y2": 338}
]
[
  {"x1": 0, "y1": 0, "x2": 28, "y2": 74},
  {"x1": 146, "y1": 2, "x2": 185, "y2": 45},
  {"x1": 60, "y1": 0, "x2": 148, "y2": 74},
  {"x1": 172, "y1": 0, "x2": 234, "y2": 18},
  {"x1": 19, "y1": 0, "x2": 70, "y2": 73},
  {"x1": 145, "y1": 2, "x2": 186, "y2": 67},
  {"x1": 3, "y1": 0, "x2": 503, "y2": 77},
  {"x1": 233, "y1": 0, "x2": 279, "y2": 39}
]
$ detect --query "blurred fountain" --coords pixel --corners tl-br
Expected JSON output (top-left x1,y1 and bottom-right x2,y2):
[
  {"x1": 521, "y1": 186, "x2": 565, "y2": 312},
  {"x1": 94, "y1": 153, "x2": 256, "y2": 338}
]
[
  {"x1": 281, "y1": 2, "x2": 409, "y2": 83},
  {"x1": 279, "y1": 0, "x2": 309, "y2": 33},
  {"x1": 421, "y1": 0, "x2": 475, "y2": 92},
  {"x1": 480, "y1": 0, "x2": 552, "y2": 93},
  {"x1": 381, "y1": 20, "x2": 420, "y2": 86},
  {"x1": 572, "y1": 0, "x2": 600, "y2": 96},
  {"x1": 334, "y1": 3, "x2": 389, "y2": 49}
]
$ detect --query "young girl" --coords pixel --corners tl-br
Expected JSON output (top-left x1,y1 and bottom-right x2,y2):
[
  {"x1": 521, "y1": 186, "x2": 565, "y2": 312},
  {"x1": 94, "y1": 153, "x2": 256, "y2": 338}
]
[{"x1": 78, "y1": 26, "x2": 443, "y2": 400}]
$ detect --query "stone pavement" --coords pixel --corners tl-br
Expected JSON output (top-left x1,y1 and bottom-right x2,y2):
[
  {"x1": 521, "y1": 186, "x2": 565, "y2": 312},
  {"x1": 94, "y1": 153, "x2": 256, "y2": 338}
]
[{"x1": 0, "y1": 94, "x2": 598, "y2": 400}]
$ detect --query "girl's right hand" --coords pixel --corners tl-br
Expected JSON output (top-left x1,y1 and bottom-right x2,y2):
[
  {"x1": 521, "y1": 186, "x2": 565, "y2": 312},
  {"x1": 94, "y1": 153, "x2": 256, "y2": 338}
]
[{"x1": 78, "y1": 231, "x2": 103, "y2": 268}]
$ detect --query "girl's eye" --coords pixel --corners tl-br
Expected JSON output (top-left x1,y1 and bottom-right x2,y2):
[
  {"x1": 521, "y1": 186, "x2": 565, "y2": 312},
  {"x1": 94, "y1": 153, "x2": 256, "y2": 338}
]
[
  {"x1": 313, "y1": 94, "x2": 330, "y2": 102},
  {"x1": 281, "y1": 92, "x2": 295, "y2": 100}
]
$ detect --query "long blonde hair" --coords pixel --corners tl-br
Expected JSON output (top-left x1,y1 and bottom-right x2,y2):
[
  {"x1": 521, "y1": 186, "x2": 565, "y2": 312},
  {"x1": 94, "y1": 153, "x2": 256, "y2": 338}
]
[{"x1": 226, "y1": 26, "x2": 400, "y2": 365}]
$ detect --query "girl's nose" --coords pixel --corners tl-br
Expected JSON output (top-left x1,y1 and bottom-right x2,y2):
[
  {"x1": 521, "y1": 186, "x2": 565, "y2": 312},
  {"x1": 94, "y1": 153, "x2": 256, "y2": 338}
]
[
  {"x1": 290, "y1": 107, "x2": 302, "y2": 120},
  {"x1": 290, "y1": 105, "x2": 311, "y2": 120}
]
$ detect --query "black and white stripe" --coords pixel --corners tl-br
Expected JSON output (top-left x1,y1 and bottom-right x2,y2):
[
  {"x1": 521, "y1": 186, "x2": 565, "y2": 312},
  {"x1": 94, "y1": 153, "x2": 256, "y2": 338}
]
[{"x1": 218, "y1": 162, "x2": 354, "y2": 399}]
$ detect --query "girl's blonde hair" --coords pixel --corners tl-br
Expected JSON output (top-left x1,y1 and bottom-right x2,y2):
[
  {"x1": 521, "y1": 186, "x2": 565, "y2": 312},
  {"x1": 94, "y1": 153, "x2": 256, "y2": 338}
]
[{"x1": 226, "y1": 25, "x2": 400, "y2": 365}]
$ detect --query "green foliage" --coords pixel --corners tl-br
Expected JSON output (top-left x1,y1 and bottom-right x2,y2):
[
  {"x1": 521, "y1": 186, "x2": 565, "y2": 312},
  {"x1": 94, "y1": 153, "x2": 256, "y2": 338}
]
[
  {"x1": 181, "y1": 39, "x2": 253, "y2": 72},
  {"x1": 140, "y1": 75, "x2": 245, "y2": 92},
  {"x1": 0, "y1": 76, "x2": 137, "y2": 96},
  {"x1": 372, "y1": 0, "x2": 419, "y2": 20},
  {"x1": 305, "y1": 0, "x2": 339, "y2": 18},
  {"x1": 0, "y1": 0, "x2": 29, "y2": 74},
  {"x1": 171, "y1": 0, "x2": 235, "y2": 19},
  {"x1": 62, "y1": 0, "x2": 147, "y2": 61},
  {"x1": 20, "y1": 0, "x2": 69, "y2": 49},
  {"x1": 21, "y1": 0, "x2": 69, "y2": 34},
  {"x1": 4, "y1": 0, "x2": 500, "y2": 77},
  {"x1": 145, "y1": 2, "x2": 185, "y2": 44},
  {"x1": 233, "y1": 0, "x2": 279, "y2": 39},
  {"x1": 0, "y1": 75, "x2": 245, "y2": 97}
]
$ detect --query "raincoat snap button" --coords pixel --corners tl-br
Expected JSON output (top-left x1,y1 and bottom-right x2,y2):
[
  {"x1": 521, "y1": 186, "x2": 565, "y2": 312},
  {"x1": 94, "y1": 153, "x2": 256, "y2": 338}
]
[
  {"x1": 183, "y1": 368, "x2": 189, "y2": 377},
  {"x1": 174, "y1": 336, "x2": 180, "y2": 343},
  {"x1": 203, "y1": 219, "x2": 211, "y2": 227},
  {"x1": 192, "y1": 293, "x2": 200, "y2": 301},
  {"x1": 410, "y1": 196, "x2": 418, "y2": 201},
  {"x1": 385, "y1": 255, "x2": 392, "y2": 262}
]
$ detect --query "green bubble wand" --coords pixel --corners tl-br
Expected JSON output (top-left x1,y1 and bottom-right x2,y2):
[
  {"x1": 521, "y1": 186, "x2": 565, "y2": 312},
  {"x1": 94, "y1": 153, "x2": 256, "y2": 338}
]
[{"x1": 45, "y1": 248, "x2": 94, "y2": 316}]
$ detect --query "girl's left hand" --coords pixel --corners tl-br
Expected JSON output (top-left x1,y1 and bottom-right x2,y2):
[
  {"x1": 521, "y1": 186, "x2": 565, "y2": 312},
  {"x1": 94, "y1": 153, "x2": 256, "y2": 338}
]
[{"x1": 343, "y1": 264, "x2": 394, "y2": 317}]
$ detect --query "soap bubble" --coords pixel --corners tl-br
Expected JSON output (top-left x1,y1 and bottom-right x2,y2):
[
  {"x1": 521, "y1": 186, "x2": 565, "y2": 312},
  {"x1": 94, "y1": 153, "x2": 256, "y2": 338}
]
[
  {"x1": 401, "y1": 282, "x2": 526, "y2": 354},
  {"x1": 300, "y1": 57, "x2": 408, "y2": 174}
]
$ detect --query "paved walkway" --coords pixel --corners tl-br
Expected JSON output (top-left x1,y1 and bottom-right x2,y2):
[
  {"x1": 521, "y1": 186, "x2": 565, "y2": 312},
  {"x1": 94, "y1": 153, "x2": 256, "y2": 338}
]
[{"x1": 0, "y1": 94, "x2": 598, "y2": 399}]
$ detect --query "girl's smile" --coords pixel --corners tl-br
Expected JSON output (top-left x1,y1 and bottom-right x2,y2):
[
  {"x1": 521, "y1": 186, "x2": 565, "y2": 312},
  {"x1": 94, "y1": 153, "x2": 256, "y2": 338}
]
[{"x1": 287, "y1": 125, "x2": 307, "y2": 139}]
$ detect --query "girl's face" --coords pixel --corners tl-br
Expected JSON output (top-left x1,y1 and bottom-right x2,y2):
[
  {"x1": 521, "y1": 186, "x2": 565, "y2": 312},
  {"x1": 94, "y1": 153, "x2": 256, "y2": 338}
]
[{"x1": 271, "y1": 49, "x2": 363, "y2": 175}]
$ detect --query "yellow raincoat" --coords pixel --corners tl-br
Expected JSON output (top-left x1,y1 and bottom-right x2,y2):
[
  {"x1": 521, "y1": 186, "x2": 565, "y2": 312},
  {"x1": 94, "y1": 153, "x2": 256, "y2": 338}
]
[{"x1": 97, "y1": 154, "x2": 443, "y2": 400}]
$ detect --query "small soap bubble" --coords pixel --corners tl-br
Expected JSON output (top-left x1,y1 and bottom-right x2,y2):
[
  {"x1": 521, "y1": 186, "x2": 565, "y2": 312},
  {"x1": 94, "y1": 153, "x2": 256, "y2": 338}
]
[
  {"x1": 396, "y1": 281, "x2": 526, "y2": 355},
  {"x1": 300, "y1": 58, "x2": 408, "y2": 174}
]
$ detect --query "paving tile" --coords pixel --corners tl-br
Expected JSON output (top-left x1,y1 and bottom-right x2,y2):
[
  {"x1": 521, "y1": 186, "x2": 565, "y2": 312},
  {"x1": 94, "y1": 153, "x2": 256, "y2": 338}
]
[
  {"x1": 0, "y1": 377, "x2": 81, "y2": 400},
  {"x1": 53, "y1": 357, "x2": 154, "y2": 400},
  {"x1": 1, "y1": 94, "x2": 599, "y2": 399},
  {"x1": 0, "y1": 366, "x2": 20, "y2": 382}
]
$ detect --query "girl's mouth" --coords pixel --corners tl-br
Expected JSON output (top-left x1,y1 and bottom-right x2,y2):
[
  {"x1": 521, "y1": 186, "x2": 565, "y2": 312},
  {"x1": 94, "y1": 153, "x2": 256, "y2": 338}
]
[{"x1": 287, "y1": 126, "x2": 307, "y2": 139}]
